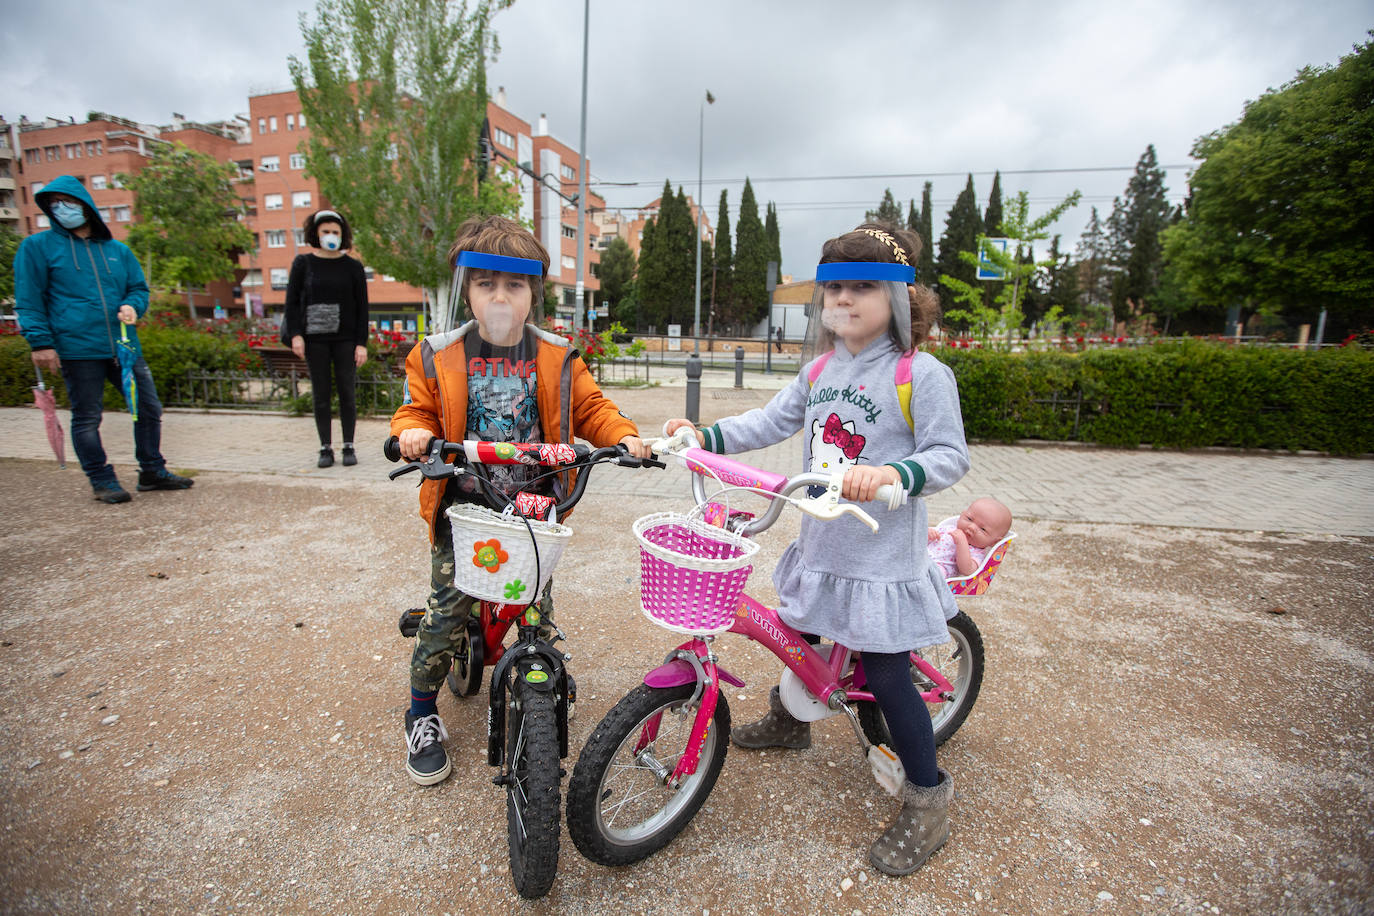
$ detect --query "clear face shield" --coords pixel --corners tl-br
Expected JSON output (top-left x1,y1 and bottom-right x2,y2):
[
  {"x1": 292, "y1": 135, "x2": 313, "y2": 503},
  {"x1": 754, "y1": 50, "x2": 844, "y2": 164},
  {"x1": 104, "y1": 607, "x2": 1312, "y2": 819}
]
[
  {"x1": 446, "y1": 250, "x2": 546, "y2": 333},
  {"x1": 800, "y1": 261, "x2": 916, "y2": 365}
]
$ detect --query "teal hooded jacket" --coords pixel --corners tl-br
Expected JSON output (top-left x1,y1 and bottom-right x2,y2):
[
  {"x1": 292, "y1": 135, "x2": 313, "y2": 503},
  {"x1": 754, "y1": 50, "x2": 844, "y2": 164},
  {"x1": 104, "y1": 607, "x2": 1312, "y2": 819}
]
[{"x1": 13, "y1": 175, "x2": 150, "y2": 360}]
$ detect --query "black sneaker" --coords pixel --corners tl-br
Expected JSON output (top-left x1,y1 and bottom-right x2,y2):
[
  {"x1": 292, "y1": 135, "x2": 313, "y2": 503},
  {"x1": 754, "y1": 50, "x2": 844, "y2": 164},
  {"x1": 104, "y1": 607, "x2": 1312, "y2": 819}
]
[
  {"x1": 137, "y1": 469, "x2": 194, "y2": 491},
  {"x1": 341, "y1": 444, "x2": 357, "y2": 466},
  {"x1": 404, "y1": 711, "x2": 451, "y2": 786},
  {"x1": 318, "y1": 447, "x2": 335, "y2": 468},
  {"x1": 92, "y1": 480, "x2": 132, "y2": 503}
]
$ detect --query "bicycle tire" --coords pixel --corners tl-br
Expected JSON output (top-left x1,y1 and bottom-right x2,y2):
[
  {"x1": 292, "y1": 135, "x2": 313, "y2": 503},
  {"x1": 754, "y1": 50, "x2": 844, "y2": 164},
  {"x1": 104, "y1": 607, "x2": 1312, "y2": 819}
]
[
  {"x1": 505, "y1": 679, "x2": 561, "y2": 899},
  {"x1": 857, "y1": 611, "x2": 984, "y2": 748},
  {"x1": 567, "y1": 683, "x2": 730, "y2": 866},
  {"x1": 445, "y1": 619, "x2": 484, "y2": 698}
]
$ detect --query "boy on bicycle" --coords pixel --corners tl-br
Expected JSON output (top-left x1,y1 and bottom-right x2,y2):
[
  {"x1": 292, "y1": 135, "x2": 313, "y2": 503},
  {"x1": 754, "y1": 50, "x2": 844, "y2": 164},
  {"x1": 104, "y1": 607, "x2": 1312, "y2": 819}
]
[{"x1": 391, "y1": 216, "x2": 649, "y2": 785}]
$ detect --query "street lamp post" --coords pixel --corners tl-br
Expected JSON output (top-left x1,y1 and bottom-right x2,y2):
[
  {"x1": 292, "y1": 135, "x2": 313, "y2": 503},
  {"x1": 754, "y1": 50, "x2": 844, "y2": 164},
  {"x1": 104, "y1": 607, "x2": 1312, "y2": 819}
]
[
  {"x1": 692, "y1": 90, "x2": 714, "y2": 354},
  {"x1": 573, "y1": 0, "x2": 590, "y2": 335}
]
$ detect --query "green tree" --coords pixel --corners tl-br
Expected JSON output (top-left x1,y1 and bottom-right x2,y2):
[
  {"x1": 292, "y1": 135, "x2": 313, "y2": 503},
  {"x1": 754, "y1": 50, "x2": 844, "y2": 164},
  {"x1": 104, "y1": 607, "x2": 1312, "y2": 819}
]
[
  {"x1": 596, "y1": 236, "x2": 636, "y2": 325},
  {"x1": 915, "y1": 181, "x2": 935, "y2": 286},
  {"x1": 942, "y1": 189, "x2": 1081, "y2": 343},
  {"x1": 290, "y1": 0, "x2": 520, "y2": 333},
  {"x1": 1041, "y1": 234, "x2": 1081, "y2": 327},
  {"x1": 1106, "y1": 144, "x2": 1170, "y2": 323},
  {"x1": 764, "y1": 201, "x2": 782, "y2": 282},
  {"x1": 866, "y1": 188, "x2": 903, "y2": 225},
  {"x1": 1163, "y1": 36, "x2": 1374, "y2": 336},
  {"x1": 732, "y1": 177, "x2": 768, "y2": 327},
  {"x1": 636, "y1": 181, "x2": 694, "y2": 329},
  {"x1": 982, "y1": 170, "x2": 1005, "y2": 307},
  {"x1": 935, "y1": 174, "x2": 981, "y2": 316},
  {"x1": 117, "y1": 142, "x2": 255, "y2": 318},
  {"x1": 0, "y1": 225, "x2": 22, "y2": 305},
  {"x1": 1074, "y1": 206, "x2": 1111, "y2": 326},
  {"x1": 711, "y1": 188, "x2": 733, "y2": 333}
]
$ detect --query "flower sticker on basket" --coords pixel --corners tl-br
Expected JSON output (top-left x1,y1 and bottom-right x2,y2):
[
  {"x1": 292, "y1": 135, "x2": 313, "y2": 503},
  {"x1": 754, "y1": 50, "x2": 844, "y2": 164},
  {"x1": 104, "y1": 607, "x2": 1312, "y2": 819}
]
[
  {"x1": 473, "y1": 538, "x2": 509, "y2": 573},
  {"x1": 504, "y1": 579, "x2": 528, "y2": 601}
]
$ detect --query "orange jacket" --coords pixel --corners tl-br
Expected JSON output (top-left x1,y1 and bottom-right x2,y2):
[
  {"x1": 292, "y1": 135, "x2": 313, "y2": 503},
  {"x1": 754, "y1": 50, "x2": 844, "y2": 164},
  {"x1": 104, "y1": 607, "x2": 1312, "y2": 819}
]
[{"x1": 390, "y1": 322, "x2": 639, "y2": 543}]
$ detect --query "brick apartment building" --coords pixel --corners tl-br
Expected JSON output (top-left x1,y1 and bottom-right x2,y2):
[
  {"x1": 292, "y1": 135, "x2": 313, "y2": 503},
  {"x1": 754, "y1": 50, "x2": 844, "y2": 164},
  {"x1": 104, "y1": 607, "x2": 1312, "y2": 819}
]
[{"x1": 6, "y1": 89, "x2": 705, "y2": 333}]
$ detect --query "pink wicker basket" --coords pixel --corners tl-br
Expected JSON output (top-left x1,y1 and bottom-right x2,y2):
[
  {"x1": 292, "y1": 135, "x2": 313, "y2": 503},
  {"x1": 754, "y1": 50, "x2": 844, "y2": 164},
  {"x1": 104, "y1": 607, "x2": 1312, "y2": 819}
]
[{"x1": 634, "y1": 512, "x2": 760, "y2": 635}]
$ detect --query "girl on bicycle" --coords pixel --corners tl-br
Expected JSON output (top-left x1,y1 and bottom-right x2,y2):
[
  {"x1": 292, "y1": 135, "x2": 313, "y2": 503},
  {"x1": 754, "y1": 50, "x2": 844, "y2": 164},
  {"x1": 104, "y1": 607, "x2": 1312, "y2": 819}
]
[{"x1": 664, "y1": 223, "x2": 969, "y2": 877}]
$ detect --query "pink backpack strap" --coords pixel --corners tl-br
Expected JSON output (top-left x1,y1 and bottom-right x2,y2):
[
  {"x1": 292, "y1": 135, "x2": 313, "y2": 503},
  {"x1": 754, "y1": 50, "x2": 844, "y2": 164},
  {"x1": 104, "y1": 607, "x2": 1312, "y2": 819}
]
[
  {"x1": 894, "y1": 349, "x2": 915, "y2": 386},
  {"x1": 806, "y1": 350, "x2": 834, "y2": 386}
]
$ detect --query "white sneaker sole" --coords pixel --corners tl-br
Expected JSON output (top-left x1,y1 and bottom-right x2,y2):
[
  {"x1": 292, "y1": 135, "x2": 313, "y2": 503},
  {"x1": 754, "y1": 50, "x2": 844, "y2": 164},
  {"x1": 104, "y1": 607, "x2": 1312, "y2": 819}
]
[{"x1": 406, "y1": 757, "x2": 452, "y2": 786}]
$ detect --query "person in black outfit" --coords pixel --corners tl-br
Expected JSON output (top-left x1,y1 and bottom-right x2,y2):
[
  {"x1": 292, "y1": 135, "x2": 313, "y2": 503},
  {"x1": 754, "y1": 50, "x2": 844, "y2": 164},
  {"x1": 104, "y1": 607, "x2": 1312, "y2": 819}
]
[{"x1": 283, "y1": 209, "x2": 370, "y2": 467}]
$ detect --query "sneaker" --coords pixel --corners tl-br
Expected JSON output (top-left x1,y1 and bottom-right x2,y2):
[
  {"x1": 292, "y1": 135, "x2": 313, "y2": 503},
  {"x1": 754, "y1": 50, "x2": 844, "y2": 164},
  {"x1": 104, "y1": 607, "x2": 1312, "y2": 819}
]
[
  {"x1": 318, "y1": 447, "x2": 335, "y2": 468},
  {"x1": 565, "y1": 673, "x2": 577, "y2": 722},
  {"x1": 404, "y1": 711, "x2": 451, "y2": 786},
  {"x1": 92, "y1": 480, "x2": 132, "y2": 504},
  {"x1": 137, "y1": 469, "x2": 194, "y2": 491},
  {"x1": 341, "y1": 444, "x2": 357, "y2": 466}
]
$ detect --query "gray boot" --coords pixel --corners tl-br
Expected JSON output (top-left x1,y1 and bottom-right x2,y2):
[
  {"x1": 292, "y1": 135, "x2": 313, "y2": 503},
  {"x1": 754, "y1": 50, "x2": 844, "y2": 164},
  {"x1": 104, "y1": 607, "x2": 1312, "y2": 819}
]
[
  {"x1": 869, "y1": 767, "x2": 953, "y2": 877},
  {"x1": 730, "y1": 686, "x2": 811, "y2": 749}
]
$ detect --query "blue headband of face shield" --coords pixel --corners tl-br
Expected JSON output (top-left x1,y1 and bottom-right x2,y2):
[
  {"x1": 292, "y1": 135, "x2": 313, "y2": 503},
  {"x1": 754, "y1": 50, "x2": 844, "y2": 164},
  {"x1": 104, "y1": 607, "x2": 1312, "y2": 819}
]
[
  {"x1": 815, "y1": 261, "x2": 916, "y2": 283},
  {"x1": 454, "y1": 250, "x2": 543, "y2": 276}
]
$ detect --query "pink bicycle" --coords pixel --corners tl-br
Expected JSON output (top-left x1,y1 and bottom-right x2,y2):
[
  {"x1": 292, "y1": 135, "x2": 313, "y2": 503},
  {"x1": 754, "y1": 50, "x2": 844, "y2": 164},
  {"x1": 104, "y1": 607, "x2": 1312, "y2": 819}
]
[{"x1": 565, "y1": 431, "x2": 1014, "y2": 865}]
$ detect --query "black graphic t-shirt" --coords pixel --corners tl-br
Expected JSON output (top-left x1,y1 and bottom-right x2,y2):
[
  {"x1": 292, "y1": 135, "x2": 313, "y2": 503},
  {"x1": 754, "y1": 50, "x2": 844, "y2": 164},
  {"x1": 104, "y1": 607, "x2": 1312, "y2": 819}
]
[{"x1": 456, "y1": 336, "x2": 547, "y2": 500}]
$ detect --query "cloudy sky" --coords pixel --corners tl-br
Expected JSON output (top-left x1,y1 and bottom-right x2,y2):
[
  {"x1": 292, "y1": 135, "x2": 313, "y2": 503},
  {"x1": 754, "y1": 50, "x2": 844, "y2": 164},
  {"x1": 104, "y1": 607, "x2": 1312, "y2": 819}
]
[{"x1": 5, "y1": 0, "x2": 1368, "y2": 278}]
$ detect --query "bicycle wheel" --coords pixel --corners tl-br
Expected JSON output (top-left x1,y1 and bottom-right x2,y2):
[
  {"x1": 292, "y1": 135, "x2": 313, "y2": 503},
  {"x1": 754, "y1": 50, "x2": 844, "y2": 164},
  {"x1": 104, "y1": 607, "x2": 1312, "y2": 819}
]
[
  {"x1": 857, "y1": 611, "x2": 984, "y2": 748},
  {"x1": 505, "y1": 678, "x2": 561, "y2": 899},
  {"x1": 445, "y1": 619, "x2": 484, "y2": 698},
  {"x1": 567, "y1": 683, "x2": 730, "y2": 866}
]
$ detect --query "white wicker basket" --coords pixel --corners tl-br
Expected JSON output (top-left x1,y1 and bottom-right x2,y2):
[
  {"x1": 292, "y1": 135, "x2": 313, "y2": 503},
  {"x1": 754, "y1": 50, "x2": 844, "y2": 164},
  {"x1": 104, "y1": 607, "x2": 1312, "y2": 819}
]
[{"x1": 446, "y1": 503, "x2": 573, "y2": 604}]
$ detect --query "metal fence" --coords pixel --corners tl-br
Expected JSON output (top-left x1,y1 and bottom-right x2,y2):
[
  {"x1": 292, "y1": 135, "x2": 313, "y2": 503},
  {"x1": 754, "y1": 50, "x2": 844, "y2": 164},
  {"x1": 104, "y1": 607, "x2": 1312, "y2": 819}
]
[{"x1": 163, "y1": 369, "x2": 406, "y2": 416}]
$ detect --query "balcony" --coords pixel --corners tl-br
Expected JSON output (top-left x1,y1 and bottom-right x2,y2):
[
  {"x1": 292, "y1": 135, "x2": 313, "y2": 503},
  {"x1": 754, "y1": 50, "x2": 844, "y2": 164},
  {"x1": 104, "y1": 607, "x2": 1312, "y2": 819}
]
[
  {"x1": 0, "y1": 206, "x2": 20, "y2": 221},
  {"x1": 0, "y1": 177, "x2": 14, "y2": 191}
]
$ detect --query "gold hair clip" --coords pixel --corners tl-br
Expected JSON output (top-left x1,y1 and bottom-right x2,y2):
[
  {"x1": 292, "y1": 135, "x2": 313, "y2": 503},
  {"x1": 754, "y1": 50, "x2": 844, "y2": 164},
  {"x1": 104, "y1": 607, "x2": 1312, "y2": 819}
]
[{"x1": 859, "y1": 228, "x2": 910, "y2": 266}]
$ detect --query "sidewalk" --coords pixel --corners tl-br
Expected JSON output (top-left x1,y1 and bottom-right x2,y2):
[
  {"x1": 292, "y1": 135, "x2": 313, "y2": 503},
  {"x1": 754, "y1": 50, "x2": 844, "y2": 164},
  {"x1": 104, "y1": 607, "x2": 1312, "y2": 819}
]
[{"x1": 2, "y1": 379, "x2": 1371, "y2": 536}]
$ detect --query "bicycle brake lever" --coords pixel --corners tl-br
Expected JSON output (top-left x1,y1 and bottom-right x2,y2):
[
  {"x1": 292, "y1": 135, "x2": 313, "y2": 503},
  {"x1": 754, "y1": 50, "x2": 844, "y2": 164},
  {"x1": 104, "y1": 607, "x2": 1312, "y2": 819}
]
[{"x1": 797, "y1": 472, "x2": 880, "y2": 531}]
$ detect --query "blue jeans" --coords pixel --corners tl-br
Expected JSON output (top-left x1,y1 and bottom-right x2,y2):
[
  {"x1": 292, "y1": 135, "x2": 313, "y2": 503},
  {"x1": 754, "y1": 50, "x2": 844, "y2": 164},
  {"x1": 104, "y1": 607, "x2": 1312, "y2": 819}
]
[{"x1": 60, "y1": 356, "x2": 166, "y2": 486}]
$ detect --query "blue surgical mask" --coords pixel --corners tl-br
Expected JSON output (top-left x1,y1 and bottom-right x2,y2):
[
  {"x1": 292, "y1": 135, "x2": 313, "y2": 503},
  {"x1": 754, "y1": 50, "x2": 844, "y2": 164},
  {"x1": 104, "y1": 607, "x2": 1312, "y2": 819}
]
[
  {"x1": 320, "y1": 232, "x2": 341, "y2": 251},
  {"x1": 51, "y1": 201, "x2": 87, "y2": 229}
]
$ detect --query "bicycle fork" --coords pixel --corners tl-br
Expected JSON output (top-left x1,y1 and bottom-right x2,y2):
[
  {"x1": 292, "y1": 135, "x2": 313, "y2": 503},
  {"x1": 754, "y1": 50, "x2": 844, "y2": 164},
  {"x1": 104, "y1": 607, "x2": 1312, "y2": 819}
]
[{"x1": 639, "y1": 640, "x2": 745, "y2": 788}]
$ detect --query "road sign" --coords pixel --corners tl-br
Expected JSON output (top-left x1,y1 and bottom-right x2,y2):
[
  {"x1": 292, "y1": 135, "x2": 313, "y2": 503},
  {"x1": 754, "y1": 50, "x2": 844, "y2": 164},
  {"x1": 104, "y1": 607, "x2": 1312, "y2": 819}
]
[{"x1": 977, "y1": 238, "x2": 1009, "y2": 281}]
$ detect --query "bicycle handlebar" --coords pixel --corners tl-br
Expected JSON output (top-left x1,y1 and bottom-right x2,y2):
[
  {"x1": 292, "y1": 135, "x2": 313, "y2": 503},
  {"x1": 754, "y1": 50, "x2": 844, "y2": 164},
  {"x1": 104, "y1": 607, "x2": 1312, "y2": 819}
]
[
  {"x1": 383, "y1": 435, "x2": 663, "y2": 516},
  {"x1": 647, "y1": 432, "x2": 908, "y2": 536}
]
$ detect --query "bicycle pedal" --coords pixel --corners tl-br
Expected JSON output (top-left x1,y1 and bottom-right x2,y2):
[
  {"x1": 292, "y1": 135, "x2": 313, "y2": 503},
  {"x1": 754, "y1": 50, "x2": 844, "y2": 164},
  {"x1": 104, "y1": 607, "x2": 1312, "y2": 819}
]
[{"x1": 397, "y1": 607, "x2": 425, "y2": 638}]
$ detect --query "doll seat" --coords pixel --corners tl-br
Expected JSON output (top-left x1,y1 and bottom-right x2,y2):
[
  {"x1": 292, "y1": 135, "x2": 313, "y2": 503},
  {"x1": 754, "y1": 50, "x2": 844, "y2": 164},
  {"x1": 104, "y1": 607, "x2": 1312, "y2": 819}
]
[{"x1": 934, "y1": 516, "x2": 1017, "y2": 597}]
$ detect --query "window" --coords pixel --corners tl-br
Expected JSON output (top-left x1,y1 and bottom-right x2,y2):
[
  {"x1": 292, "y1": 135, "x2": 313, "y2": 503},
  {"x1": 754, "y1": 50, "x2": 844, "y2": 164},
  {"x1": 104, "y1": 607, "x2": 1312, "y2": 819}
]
[
  {"x1": 258, "y1": 118, "x2": 266, "y2": 135},
  {"x1": 86, "y1": 140, "x2": 102, "y2": 156},
  {"x1": 36, "y1": 214, "x2": 50, "y2": 229},
  {"x1": 298, "y1": 111, "x2": 306, "y2": 129},
  {"x1": 242, "y1": 269, "x2": 262, "y2": 287},
  {"x1": 561, "y1": 255, "x2": 576, "y2": 271},
  {"x1": 289, "y1": 153, "x2": 306, "y2": 170},
  {"x1": 286, "y1": 114, "x2": 295, "y2": 131},
  {"x1": 294, "y1": 228, "x2": 306, "y2": 246},
  {"x1": 45, "y1": 146, "x2": 60, "y2": 161},
  {"x1": 109, "y1": 174, "x2": 123, "y2": 189},
  {"x1": 32, "y1": 181, "x2": 45, "y2": 195},
  {"x1": 97, "y1": 208, "x2": 111, "y2": 222},
  {"x1": 90, "y1": 175, "x2": 107, "y2": 190},
  {"x1": 114, "y1": 206, "x2": 131, "y2": 222},
  {"x1": 291, "y1": 191, "x2": 312, "y2": 208},
  {"x1": 269, "y1": 116, "x2": 278, "y2": 133},
  {"x1": 560, "y1": 163, "x2": 576, "y2": 181},
  {"x1": 561, "y1": 225, "x2": 576, "y2": 240},
  {"x1": 264, "y1": 193, "x2": 283, "y2": 210},
  {"x1": 25, "y1": 149, "x2": 41, "y2": 165},
  {"x1": 260, "y1": 155, "x2": 280, "y2": 172},
  {"x1": 363, "y1": 266, "x2": 376, "y2": 280},
  {"x1": 266, "y1": 230, "x2": 286, "y2": 248},
  {"x1": 270, "y1": 268, "x2": 289, "y2": 289},
  {"x1": 493, "y1": 126, "x2": 514, "y2": 149}
]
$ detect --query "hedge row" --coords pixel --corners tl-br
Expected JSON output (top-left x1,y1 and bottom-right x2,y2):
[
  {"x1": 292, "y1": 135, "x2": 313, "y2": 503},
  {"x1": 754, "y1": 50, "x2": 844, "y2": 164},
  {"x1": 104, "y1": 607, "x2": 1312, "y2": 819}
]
[
  {"x1": 934, "y1": 341, "x2": 1374, "y2": 454},
  {"x1": 3, "y1": 332, "x2": 1371, "y2": 454}
]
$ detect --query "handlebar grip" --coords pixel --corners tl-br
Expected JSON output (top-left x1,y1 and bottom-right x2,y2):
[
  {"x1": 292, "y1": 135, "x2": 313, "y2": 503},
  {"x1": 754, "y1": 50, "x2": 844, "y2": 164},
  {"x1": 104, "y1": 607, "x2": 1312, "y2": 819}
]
[
  {"x1": 383, "y1": 436, "x2": 402, "y2": 462},
  {"x1": 875, "y1": 484, "x2": 908, "y2": 510}
]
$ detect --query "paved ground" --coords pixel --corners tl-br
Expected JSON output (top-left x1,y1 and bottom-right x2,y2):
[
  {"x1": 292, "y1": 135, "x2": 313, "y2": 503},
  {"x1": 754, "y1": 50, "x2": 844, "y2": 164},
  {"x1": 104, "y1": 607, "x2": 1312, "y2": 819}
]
[{"x1": 3, "y1": 368, "x2": 1371, "y2": 536}]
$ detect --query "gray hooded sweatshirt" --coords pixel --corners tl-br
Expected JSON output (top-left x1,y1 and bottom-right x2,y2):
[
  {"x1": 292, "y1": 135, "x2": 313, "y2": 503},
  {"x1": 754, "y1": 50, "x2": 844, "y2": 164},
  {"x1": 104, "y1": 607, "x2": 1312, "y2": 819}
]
[{"x1": 700, "y1": 337, "x2": 969, "y2": 652}]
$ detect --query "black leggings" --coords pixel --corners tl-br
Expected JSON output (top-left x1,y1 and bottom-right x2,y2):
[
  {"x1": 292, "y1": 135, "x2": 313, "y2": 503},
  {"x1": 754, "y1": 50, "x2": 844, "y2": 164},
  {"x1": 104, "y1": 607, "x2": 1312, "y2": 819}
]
[
  {"x1": 304, "y1": 338, "x2": 357, "y2": 446},
  {"x1": 862, "y1": 650, "x2": 939, "y2": 787}
]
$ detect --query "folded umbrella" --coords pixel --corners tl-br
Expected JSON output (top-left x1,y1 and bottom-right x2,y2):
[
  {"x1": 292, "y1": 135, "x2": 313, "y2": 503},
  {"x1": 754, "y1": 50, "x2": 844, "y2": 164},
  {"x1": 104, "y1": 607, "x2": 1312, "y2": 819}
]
[
  {"x1": 116, "y1": 322, "x2": 140, "y2": 421},
  {"x1": 32, "y1": 367, "x2": 66, "y2": 468}
]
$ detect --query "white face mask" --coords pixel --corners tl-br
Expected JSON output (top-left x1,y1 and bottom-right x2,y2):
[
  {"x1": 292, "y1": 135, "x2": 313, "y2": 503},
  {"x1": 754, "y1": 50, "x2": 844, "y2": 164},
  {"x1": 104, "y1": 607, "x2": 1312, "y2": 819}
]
[
  {"x1": 820, "y1": 308, "x2": 857, "y2": 334},
  {"x1": 481, "y1": 301, "x2": 517, "y2": 344},
  {"x1": 320, "y1": 232, "x2": 341, "y2": 251}
]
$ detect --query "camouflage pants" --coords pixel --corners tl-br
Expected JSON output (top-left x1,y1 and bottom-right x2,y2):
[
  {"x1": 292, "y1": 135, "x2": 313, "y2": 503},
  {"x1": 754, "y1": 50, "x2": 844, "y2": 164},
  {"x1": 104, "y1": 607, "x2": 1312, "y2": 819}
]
[{"x1": 409, "y1": 514, "x2": 555, "y2": 694}]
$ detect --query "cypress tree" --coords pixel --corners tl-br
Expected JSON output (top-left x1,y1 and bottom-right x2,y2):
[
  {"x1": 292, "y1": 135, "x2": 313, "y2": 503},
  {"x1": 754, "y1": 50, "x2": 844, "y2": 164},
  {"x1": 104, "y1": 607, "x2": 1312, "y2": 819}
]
[
  {"x1": 916, "y1": 181, "x2": 936, "y2": 286},
  {"x1": 982, "y1": 171, "x2": 1005, "y2": 307},
  {"x1": 935, "y1": 174, "x2": 981, "y2": 314},
  {"x1": 733, "y1": 177, "x2": 768, "y2": 327},
  {"x1": 765, "y1": 201, "x2": 782, "y2": 282},
  {"x1": 712, "y1": 188, "x2": 733, "y2": 332},
  {"x1": 867, "y1": 188, "x2": 903, "y2": 225}
]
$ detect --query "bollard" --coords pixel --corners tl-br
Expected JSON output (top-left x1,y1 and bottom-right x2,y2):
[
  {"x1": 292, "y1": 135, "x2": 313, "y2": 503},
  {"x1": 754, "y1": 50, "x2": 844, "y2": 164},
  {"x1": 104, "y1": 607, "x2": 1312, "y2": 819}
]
[
  {"x1": 685, "y1": 350, "x2": 702, "y2": 424},
  {"x1": 734, "y1": 347, "x2": 745, "y2": 389}
]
